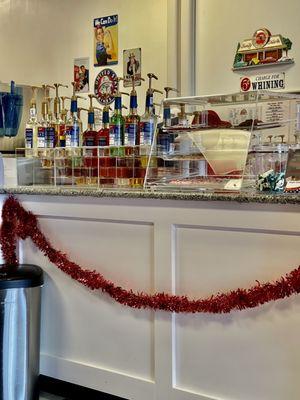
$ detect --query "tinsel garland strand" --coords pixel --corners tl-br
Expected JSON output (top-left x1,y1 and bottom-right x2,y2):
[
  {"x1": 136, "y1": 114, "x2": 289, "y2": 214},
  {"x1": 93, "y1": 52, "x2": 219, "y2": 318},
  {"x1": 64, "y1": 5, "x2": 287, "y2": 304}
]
[{"x1": 1, "y1": 195, "x2": 300, "y2": 313}]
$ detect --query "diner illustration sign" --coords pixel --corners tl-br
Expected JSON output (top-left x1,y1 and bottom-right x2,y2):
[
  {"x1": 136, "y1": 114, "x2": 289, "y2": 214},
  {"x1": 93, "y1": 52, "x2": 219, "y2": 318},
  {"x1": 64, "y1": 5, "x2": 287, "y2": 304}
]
[
  {"x1": 240, "y1": 73, "x2": 285, "y2": 92},
  {"x1": 233, "y1": 28, "x2": 293, "y2": 70}
]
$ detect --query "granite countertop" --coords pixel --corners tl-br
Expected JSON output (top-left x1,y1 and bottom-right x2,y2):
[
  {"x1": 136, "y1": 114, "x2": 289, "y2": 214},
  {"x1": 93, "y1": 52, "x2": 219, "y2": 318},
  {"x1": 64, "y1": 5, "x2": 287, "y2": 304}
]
[{"x1": 0, "y1": 185, "x2": 300, "y2": 204}]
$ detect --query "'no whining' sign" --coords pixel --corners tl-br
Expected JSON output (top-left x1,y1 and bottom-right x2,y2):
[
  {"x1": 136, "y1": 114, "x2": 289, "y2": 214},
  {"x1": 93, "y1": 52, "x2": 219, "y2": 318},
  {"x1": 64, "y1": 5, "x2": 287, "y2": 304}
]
[{"x1": 240, "y1": 73, "x2": 285, "y2": 92}]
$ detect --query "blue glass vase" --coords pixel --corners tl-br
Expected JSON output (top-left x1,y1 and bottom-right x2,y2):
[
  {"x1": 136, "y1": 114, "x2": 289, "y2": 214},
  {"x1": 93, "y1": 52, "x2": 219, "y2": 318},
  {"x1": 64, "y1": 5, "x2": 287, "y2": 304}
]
[{"x1": 2, "y1": 82, "x2": 23, "y2": 137}]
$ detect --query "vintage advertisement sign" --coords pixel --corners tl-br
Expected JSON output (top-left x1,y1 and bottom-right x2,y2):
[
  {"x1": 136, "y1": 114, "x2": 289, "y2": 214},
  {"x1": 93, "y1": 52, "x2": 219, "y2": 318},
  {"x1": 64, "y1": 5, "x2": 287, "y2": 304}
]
[
  {"x1": 94, "y1": 15, "x2": 118, "y2": 67},
  {"x1": 233, "y1": 27, "x2": 293, "y2": 70},
  {"x1": 240, "y1": 73, "x2": 285, "y2": 92},
  {"x1": 74, "y1": 57, "x2": 89, "y2": 93},
  {"x1": 123, "y1": 48, "x2": 142, "y2": 87},
  {"x1": 94, "y1": 68, "x2": 118, "y2": 105}
]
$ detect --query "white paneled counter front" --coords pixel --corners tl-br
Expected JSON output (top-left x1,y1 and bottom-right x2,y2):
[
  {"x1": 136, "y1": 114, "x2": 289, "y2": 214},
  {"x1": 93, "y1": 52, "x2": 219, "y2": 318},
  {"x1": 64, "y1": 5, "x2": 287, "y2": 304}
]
[{"x1": 1, "y1": 192, "x2": 300, "y2": 400}]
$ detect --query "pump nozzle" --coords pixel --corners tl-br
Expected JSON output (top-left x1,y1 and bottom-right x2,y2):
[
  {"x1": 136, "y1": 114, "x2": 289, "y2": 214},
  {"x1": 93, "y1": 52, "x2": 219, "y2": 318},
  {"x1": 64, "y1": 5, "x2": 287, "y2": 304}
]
[
  {"x1": 77, "y1": 107, "x2": 88, "y2": 119},
  {"x1": 30, "y1": 86, "x2": 39, "y2": 107},
  {"x1": 42, "y1": 84, "x2": 55, "y2": 98},
  {"x1": 61, "y1": 96, "x2": 71, "y2": 110},
  {"x1": 60, "y1": 96, "x2": 71, "y2": 120},
  {"x1": 130, "y1": 75, "x2": 145, "y2": 94},
  {"x1": 115, "y1": 77, "x2": 124, "y2": 94},
  {"x1": 71, "y1": 81, "x2": 80, "y2": 99},
  {"x1": 153, "y1": 89, "x2": 163, "y2": 95},
  {"x1": 147, "y1": 73, "x2": 158, "y2": 91},
  {"x1": 164, "y1": 87, "x2": 179, "y2": 98},
  {"x1": 122, "y1": 105, "x2": 128, "y2": 110},
  {"x1": 88, "y1": 94, "x2": 97, "y2": 110},
  {"x1": 53, "y1": 83, "x2": 68, "y2": 116}
]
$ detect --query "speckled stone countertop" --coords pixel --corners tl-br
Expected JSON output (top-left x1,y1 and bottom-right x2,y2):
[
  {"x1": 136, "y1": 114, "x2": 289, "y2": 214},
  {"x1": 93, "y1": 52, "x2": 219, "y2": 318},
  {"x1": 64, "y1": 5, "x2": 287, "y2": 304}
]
[{"x1": 0, "y1": 185, "x2": 300, "y2": 204}]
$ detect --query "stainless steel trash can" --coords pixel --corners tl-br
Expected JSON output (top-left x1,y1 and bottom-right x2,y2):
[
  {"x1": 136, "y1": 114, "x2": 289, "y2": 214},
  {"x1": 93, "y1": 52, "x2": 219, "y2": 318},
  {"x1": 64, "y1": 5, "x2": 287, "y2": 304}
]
[{"x1": 0, "y1": 264, "x2": 44, "y2": 400}]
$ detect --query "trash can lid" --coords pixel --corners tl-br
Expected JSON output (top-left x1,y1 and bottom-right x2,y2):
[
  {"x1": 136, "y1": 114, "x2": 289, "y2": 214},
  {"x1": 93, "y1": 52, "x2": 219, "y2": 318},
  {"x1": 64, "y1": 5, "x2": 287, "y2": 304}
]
[{"x1": 0, "y1": 264, "x2": 44, "y2": 289}]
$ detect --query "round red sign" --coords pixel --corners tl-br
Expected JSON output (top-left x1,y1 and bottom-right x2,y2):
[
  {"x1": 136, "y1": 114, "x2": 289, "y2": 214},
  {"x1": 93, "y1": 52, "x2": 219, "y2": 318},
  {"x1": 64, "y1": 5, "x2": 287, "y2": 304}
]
[
  {"x1": 252, "y1": 28, "x2": 271, "y2": 49},
  {"x1": 94, "y1": 68, "x2": 118, "y2": 105},
  {"x1": 241, "y1": 77, "x2": 251, "y2": 92}
]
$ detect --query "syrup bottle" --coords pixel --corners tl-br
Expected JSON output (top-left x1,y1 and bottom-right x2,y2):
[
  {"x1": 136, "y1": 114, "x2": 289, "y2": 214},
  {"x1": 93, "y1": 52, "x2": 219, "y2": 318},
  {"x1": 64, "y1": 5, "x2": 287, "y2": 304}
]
[
  {"x1": 58, "y1": 96, "x2": 71, "y2": 147},
  {"x1": 83, "y1": 94, "x2": 98, "y2": 146},
  {"x1": 109, "y1": 78, "x2": 129, "y2": 147},
  {"x1": 140, "y1": 73, "x2": 163, "y2": 148},
  {"x1": 124, "y1": 75, "x2": 145, "y2": 147},
  {"x1": 53, "y1": 83, "x2": 68, "y2": 145},
  {"x1": 96, "y1": 94, "x2": 111, "y2": 147},
  {"x1": 39, "y1": 85, "x2": 55, "y2": 149},
  {"x1": 77, "y1": 107, "x2": 88, "y2": 134},
  {"x1": 25, "y1": 86, "x2": 39, "y2": 154},
  {"x1": 158, "y1": 86, "x2": 179, "y2": 154},
  {"x1": 65, "y1": 82, "x2": 84, "y2": 148}
]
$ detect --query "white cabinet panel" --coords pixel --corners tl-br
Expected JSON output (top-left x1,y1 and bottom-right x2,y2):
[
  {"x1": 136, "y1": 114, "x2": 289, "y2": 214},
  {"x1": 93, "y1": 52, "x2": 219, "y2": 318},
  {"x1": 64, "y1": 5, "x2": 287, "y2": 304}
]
[
  {"x1": 21, "y1": 217, "x2": 155, "y2": 383},
  {"x1": 174, "y1": 226, "x2": 300, "y2": 400}
]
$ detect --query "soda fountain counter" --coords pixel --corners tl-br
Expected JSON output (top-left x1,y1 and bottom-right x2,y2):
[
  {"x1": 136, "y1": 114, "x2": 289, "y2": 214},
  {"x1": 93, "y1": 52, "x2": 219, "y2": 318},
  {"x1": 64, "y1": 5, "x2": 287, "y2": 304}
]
[
  {"x1": 2, "y1": 91, "x2": 300, "y2": 400},
  {"x1": 0, "y1": 188, "x2": 300, "y2": 400}
]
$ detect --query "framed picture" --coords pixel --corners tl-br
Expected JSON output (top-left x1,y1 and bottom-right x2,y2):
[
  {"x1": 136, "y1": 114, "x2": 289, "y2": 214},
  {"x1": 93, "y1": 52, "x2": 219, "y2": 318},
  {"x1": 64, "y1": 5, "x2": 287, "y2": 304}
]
[
  {"x1": 73, "y1": 57, "x2": 89, "y2": 93},
  {"x1": 94, "y1": 15, "x2": 118, "y2": 67},
  {"x1": 123, "y1": 48, "x2": 141, "y2": 87}
]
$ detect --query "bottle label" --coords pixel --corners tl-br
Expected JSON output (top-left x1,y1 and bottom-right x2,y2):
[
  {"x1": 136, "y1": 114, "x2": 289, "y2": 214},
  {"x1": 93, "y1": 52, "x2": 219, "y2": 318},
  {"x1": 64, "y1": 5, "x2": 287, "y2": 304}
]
[
  {"x1": 59, "y1": 125, "x2": 66, "y2": 147},
  {"x1": 37, "y1": 127, "x2": 46, "y2": 148},
  {"x1": 25, "y1": 128, "x2": 33, "y2": 148},
  {"x1": 29, "y1": 107, "x2": 36, "y2": 118},
  {"x1": 158, "y1": 133, "x2": 170, "y2": 153},
  {"x1": 46, "y1": 127, "x2": 55, "y2": 148},
  {"x1": 98, "y1": 137, "x2": 107, "y2": 146},
  {"x1": 85, "y1": 136, "x2": 95, "y2": 146},
  {"x1": 140, "y1": 121, "x2": 154, "y2": 145},
  {"x1": 109, "y1": 124, "x2": 123, "y2": 146},
  {"x1": 65, "y1": 125, "x2": 80, "y2": 147},
  {"x1": 124, "y1": 123, "x2": 138, "y2": 146}
]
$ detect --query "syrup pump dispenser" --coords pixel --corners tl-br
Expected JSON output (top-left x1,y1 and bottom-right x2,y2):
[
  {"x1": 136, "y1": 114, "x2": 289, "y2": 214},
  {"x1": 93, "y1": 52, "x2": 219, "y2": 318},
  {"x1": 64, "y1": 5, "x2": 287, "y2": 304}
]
[
  {"x1": 163, "y1": 87, "x2": 179, "y2": 127},
  {"x1": 140, "y1": 73, "x2": 163, "y2": 146},
  {"x1": 77, "y1": 107, "x2": 88, "y2": 134},
  {"x1": 96, "y1": 94, "x2": 111, "y2": 146},
  {"x1": 65, "y1": 82, "x2": 86, "y2": 147},
  {"x1": 83, "y1": 94, "x2": 98, "y2": 146},
  {"x1": 39, "y1": 85, "x2": 56, "y2": 148},
  {"x1": 53, "y1": 83, "x2": 68, "y2": 120},
  {"x1": 60, "y1": 96, "x2": 71, "y2": 123},
  {"x1": 56, "y1": 96, "x2": 71, "y2": 147},
  {"x1": 25, "y1": 86, "x2": 39, "y2": 151},
  {"x1": 124, "y1": 75, "x2": 145, "y2": 146},
  {"x1": 110, "y1": 77, "x2": 129, "y2": 146}
]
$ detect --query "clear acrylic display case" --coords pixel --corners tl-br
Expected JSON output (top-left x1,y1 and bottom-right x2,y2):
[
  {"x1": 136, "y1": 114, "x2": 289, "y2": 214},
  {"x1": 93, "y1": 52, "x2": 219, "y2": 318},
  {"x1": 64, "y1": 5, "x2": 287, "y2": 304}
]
[
  {"x1": 144, "y1": 91, "x2": 300, "y2": 192},
  {"x1": 15, "y1": 145, "x2": 154, "y2": 189},
  {"x1": 15, "y1": 91, "x2": 300, "y2": 192}
]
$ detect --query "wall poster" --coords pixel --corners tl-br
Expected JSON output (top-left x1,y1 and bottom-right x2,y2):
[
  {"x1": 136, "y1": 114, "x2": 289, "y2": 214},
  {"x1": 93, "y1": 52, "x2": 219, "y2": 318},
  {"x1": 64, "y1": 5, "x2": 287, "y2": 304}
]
[
  {"x1": 73, "y1": 57, "x2": 89, "y2": 93},
  {"x1": 123, "y1": 48, "x2": 142, "y2": 87},
  {"x1": 94, "y1": 15, "x2": 118, "y2": 67},
  {"x1": 94, "y1": 68, "x2": 118, "y2": 105}
]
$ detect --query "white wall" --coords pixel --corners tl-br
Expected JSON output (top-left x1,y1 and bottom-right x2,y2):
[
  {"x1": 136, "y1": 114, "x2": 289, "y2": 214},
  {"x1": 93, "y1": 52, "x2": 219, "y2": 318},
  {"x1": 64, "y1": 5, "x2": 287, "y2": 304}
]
[
  {"x1": 0, "y1": 0, "x2": 168, "y2": 121},
  {"x1": 195, "y1": 0, "x2": 300, "y2": 95}
]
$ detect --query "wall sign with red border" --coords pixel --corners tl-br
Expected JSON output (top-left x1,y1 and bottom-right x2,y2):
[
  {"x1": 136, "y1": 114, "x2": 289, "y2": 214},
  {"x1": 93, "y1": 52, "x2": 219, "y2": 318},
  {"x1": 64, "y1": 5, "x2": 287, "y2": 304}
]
[
  {"x1": 94, "y1": 68, "x2": 118, "y2": 105},
  {"x1": 240, "y1": 73, "x2": 285, "y2": 92}
]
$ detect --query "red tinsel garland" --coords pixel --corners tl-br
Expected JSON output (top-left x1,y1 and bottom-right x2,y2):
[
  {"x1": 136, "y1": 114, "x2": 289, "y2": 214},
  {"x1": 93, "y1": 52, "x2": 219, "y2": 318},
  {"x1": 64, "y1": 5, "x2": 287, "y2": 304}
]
[{"x1": 1, "y1": 195, "x2": 300, "y2": 313}]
